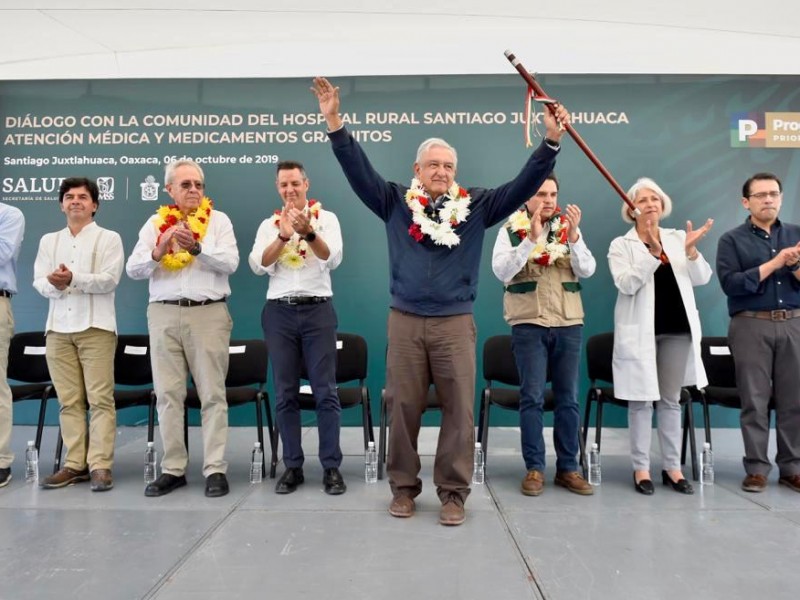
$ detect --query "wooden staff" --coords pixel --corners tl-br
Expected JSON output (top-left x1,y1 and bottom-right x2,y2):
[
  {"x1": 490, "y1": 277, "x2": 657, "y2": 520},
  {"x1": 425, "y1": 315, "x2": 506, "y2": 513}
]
[{"x1": 504, "y1": 50, "x2": 638, "y2": 215}]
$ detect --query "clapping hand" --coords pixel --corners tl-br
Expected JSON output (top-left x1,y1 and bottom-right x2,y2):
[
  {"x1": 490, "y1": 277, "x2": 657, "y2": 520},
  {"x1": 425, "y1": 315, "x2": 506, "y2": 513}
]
[
  {"x1": 642, "y1": 218, "x2": 662, "y2": 257},
  {"x1": 47, "y1": 264, "x2": 72, "y2": 290},
  {"x1": 530, "y1": 202, "x2": 544, "y2": 239},
  {"x1": 564, "y1": 204, "x2": 582, "y2": 243},
  {"x1": 685, "y1": 218, "x2": 713, "y2": 258}
]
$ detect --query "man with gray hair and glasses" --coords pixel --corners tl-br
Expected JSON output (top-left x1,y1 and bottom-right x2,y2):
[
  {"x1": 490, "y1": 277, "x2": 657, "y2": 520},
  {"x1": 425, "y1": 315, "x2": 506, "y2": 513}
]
[
  {"x1": 717, "y1": 172, "x2": 800, "y2": 494},
  {"x1": 312, "y1": 76, "x2": 569, "y2": 526},
  {"x1": 127, "y1": 159, "x2": 239, "y2": 498}
]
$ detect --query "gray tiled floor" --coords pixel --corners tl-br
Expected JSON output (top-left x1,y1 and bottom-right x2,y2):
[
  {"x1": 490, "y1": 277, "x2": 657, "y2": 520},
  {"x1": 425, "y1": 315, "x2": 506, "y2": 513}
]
[{"x1": 1, "y1": 425, "x2": 797, "y2": 600}]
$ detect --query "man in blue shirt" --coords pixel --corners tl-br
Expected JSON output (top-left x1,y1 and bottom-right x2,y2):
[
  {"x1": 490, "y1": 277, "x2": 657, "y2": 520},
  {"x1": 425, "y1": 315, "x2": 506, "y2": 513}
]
[
  {"x1": 312, "y1": 76, "x2": 569, "y2": 525},
  {"x1": 0, "y1": 202, "x2": 25, "y2": 488},
  {"x1": 717, "y1": 172, "x2": 800, "y2": 494}
]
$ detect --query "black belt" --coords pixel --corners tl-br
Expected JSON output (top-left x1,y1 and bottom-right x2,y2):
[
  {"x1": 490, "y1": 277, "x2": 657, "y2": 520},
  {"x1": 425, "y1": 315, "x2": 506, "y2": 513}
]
[
  {"x1": 0, "y1": 290, "x2": 11, "y2": 298},
  {"x1": 737, "y1": 309, "x2": 800, "y2": 322},
  {"x1": 156, "y1": 298, "x2": 226, "y2": 307},
  {"x1": 269, "y1": 296, "x2": 330, "y2": 305}
]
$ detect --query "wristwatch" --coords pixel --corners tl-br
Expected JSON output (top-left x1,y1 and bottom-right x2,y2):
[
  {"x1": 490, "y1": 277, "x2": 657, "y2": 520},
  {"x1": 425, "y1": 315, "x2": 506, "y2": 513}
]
[
  {"x1": 304, "y1": 231, "x2": 317, "y2": 243},
  {"x1": 188, "y1": 242, "x2": 202, "y2": 256},
  {"x1": 788, "y1": 261, "x2": 800, "y2": 272}
]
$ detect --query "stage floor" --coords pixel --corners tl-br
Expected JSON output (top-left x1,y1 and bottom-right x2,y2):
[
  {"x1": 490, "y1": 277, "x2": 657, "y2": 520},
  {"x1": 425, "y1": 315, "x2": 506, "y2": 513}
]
[{"x1": 1, "y1": 424, "x2": 797, "y2": 600}]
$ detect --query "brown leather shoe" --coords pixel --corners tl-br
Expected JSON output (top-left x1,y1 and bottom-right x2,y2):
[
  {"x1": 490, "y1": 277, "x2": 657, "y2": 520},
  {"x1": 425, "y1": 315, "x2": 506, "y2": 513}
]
[
  {"x1": 40, "y1": 467, "x2": 90, "y2": 489},
  {"x1": 521, "y1": 469, "x2": 545, "y2": 496},
  {"x1": 90, "y1": 469, "x2": 114, "y2": 492},
  {"x1": 554, "y1": 471, "x2": 594, "y2": 495},
  {"x1": 439, "y1": 497, "x2": 466, "y2": 526},
  {"x1": 388, "y1": 495, "x2": 415, "y2": 518},
  {"x1": 742, "y1": 473, "x2": 768, "y2": 492},
  {"x1": 778, "y1": 473, "x2": 800, "y2": 493}
]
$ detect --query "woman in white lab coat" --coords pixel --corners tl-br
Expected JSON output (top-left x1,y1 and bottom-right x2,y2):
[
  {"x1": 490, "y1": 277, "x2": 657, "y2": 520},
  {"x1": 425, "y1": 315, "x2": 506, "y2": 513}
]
[{"x1": 608, "y1": 177, "x2": 713, "y2": 495}]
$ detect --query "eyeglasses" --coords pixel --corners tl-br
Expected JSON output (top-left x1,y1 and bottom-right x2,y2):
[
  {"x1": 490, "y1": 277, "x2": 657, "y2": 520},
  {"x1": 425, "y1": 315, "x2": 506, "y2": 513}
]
[
  {"x1": 748, "y1": 191, "x2": 781, "y2": 200},
  {"x1": 177, "y1": 180, "x2": 205, "y2": 191}
]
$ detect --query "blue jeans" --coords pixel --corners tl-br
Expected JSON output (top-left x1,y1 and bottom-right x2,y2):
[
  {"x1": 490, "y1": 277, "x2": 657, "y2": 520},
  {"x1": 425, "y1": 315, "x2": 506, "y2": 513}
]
[{"x1": 511, "y1": 324, "x2": 582, "y2": 472}]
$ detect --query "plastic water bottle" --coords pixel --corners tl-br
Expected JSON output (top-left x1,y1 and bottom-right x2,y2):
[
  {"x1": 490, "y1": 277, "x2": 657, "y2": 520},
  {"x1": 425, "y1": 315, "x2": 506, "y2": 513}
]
[
  {"x1": 700, "y1": 442, "x2": 714, "y2": 485},
  {"x1": 472, "y1": 442, "x2": 485, "y2": 485},
  {"x1": 588, "y1": 443, "x2": 602, "y2": 486},
  {"x1": 25, "y1": 441, "x2": 38, "y2": 483},
  {"x1": 364, "y1": 441, "x2": 378, "y2": 483},
  {"x1": 144, "y1": 441, "x2": 157, "y2": 484},
  {"x1": 250, "y1": 442, "x2": 263, "y2": 484}
]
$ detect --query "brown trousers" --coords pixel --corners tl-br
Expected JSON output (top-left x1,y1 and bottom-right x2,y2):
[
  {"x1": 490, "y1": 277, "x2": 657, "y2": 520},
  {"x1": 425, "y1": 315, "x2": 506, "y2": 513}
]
[{"x1": 386, "y1": 309, "x2": 476, "y2": 503}]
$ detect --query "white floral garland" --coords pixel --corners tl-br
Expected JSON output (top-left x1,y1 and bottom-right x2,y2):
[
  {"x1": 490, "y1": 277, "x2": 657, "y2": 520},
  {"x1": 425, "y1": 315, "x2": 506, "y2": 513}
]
[
  {"x1": 404, "y1": 178, "x2": 471, "y2": 248},
  {"x1": 506, "y1": 208, "x2": 571, "y2": 266}
]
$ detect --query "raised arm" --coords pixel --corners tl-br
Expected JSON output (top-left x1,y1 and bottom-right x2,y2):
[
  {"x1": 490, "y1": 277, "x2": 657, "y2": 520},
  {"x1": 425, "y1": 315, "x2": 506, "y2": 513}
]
[
  {"x1": 312, "y1": 77, "x2": 401, "y2": 222},
  {"x1": 482, "y1": 104, "x2": 570, "y2": 227}
]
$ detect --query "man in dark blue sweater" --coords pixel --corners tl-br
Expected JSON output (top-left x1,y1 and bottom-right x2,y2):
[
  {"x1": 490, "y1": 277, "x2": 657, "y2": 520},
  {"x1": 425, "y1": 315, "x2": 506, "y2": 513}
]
[{"x1": 312, "y1": 77, "x2": 569, "y2": 525}]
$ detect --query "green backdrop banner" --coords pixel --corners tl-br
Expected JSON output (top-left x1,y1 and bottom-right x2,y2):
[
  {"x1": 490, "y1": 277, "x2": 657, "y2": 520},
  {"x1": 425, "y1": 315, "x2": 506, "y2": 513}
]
[{"x1": 2, "y1": 74, "x2": 799, "y2": 428}]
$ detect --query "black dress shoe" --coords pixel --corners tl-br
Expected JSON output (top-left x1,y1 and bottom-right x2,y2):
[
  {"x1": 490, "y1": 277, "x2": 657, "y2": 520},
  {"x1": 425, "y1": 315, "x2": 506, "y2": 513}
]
[
  {"x1": 633, "y1": 473, "x2": 655, "y2": 495},
  {"x1": 205, "y1": 472, "x2": 229, "y2": 498},
  {"x1": 323, "y1": 467, "x2": 347, "y2": 495},
  {"x1": 662, "y1": 470, "x2": 694, "y2": 494},
  {"x1": 275, "y1": 467, "x2": 304, "y2": 494},
  {"x1": 145, "y1": 473, "x2": 187, "y2": 497}
]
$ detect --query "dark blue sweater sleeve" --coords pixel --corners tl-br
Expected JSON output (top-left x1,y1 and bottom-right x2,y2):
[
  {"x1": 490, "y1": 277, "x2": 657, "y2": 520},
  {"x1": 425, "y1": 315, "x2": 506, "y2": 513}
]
[
  {"x1": 328, "y1": 127, "x2": 399, "y2": 222},
  {"x1": 480, "y1": 141, "x2": 559, "y2": 228}
]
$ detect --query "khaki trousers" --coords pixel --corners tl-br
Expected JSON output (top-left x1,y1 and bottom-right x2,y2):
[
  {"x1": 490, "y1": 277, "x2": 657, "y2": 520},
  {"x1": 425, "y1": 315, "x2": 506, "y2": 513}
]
[
  {"x1": 148, "y1": 302, "x2": 232, "y2": 478},
  {"x1": 386, "y1": 309, "x2": 476, "y2": 504},
  {"x1": 46, "y1": 328, "x2": 117, "y2": 471},
  {"x1": 0, "y1": 298, "x2": 14, "y2": 469}
]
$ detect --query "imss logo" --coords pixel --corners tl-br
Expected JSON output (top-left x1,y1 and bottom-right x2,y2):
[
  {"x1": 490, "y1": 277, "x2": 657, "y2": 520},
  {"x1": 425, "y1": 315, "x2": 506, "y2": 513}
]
[{"x1": 97, "y1": 177, "x2": 115, "y2": 200}]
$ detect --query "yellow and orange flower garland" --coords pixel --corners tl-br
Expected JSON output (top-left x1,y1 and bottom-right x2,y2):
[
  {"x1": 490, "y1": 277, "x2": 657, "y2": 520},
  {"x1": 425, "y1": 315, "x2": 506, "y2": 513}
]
[
  {"x1": 154, "y1": 197, "x2": 213, "y2": 271},
  {"x1": 271, "y1": 199, "x2": 322, "y2": 269},
  {"x1": 506, "y1": 207, "x2": 571, "y2": 266}
]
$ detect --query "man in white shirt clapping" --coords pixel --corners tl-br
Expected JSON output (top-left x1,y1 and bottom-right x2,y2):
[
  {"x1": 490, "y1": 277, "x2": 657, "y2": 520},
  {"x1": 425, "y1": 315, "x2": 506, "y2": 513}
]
[
  {"x1": 127, "y1": 160, "x2": 239, "y2": 498},
  {"x1": 249, "y1": 161, "x2": 346, "y2": 496}
]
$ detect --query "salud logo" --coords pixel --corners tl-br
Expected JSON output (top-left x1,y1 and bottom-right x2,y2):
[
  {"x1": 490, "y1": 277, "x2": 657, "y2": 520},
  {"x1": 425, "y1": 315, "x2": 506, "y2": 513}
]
[
  {"x1": 140, "y1": 175, "x2": 160, "y2": 201},
  {"x1": 97, "y1": 177, "x2": 115, "y2": 200}
]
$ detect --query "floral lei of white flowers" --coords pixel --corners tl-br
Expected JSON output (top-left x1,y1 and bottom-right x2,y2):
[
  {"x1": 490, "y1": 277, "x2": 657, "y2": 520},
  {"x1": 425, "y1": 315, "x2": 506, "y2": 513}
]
[
  {"x1": 506, "y1": 208, "x2": 571, "y2": 266},
  {"x1": 271, "y1": 199, "x2": 322, "y2": 270},
  {"x1": 405, "y1": 178, "x2": 471, "y2": 248}
]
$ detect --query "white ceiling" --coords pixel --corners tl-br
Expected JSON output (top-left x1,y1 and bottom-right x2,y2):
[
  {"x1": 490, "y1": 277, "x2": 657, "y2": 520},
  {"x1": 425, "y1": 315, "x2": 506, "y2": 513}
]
[{"x1": 1, "y1": 1, "x2": 798, "y2": 79}]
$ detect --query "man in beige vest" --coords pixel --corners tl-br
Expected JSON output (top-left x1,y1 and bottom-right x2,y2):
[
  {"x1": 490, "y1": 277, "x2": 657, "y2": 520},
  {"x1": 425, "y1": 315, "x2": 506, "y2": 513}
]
[
  {"x1": 491, "y1": 173, "x2": 595, "y2": 496},
  {"x1": 34, "y1": 177, "x2": 123, "y2": 492}
]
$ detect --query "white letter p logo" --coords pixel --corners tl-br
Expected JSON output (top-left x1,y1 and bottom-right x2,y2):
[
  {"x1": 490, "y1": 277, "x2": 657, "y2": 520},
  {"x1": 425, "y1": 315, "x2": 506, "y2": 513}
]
[{"x1": 738, "y1": 119, "x2": 758, "y2": 142}]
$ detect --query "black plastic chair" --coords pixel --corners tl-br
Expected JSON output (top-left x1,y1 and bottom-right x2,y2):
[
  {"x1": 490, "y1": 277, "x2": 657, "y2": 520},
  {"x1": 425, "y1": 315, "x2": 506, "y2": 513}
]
[
  {"x1": 582, "y1": 332, "x2": 698, "y2": 480},
  {"x1": 684, "y1": 336, "x2": 773, "y2": 456},
  {"x1": 298, "y1": 332, "x2": 375, "y2": 451},
  {"x1": 54, "y1": 334, "x2": 159, "y2": 472},
  {"x1": 111, "y1": 334, "x2": 157, "y2": 441},
  {"x1": 377, "y1": 385, "x2": 441, "y2": 480},
  {"x1": 7, "y1": 331, "x2": 57, "y2": 452},
  {"x1": 478, "y1": 334, "x2": 587, "y2": 477},
  {"x1": 185, "y1": 339, "x2": 278, "y2": 478}
]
